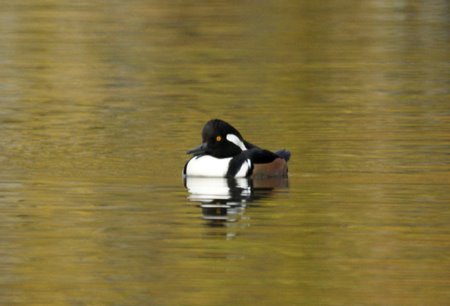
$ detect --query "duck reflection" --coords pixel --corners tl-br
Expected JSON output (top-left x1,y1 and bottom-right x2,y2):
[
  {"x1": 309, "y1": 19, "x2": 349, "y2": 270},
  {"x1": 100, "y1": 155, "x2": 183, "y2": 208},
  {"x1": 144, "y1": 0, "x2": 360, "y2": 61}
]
[{"x1": 184, "y1": 177, "x2": 288, "y2": 223}]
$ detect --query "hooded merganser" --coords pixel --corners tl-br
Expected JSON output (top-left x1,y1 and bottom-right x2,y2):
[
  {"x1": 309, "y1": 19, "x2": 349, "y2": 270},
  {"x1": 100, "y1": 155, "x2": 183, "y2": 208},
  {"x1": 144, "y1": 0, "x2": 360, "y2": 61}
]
[{"x1": 183, "y1": 119, "x2": 291, "y2": 178}]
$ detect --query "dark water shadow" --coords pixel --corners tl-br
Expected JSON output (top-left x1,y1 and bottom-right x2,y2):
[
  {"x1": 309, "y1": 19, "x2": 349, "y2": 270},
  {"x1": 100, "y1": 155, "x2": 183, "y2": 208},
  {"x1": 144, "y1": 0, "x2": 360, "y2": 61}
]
[{"x1": 184, "y1": 177, "x2": 289, "y2": 224}]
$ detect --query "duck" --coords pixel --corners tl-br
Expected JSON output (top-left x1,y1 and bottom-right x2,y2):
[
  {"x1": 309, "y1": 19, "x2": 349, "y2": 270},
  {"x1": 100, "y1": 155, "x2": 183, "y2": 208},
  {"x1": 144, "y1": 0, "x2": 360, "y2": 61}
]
[{"x1": 183, "y1": 119, "x2": 290, "y2": 178}]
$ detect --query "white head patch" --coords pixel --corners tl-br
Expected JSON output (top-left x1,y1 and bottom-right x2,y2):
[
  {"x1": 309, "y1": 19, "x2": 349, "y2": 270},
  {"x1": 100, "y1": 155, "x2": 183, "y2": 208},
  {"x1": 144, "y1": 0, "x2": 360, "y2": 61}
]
[{"x1": 226, "y1": 134, "x2": 247, "y2": 151}]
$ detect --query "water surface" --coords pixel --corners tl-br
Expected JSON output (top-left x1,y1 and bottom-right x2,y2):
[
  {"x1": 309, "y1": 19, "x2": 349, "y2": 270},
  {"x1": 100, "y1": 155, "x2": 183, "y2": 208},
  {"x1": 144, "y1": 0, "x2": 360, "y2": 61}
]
[{"x1": 0, "y1": 1, "x2": 449, "y2": 305}]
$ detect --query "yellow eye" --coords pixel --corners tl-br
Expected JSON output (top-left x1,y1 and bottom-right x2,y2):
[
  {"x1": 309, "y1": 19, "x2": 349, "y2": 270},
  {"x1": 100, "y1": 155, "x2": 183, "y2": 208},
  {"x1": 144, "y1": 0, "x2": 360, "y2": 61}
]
[{"x1": 216, "y1": 135, "x2": 222, "y2": 142}]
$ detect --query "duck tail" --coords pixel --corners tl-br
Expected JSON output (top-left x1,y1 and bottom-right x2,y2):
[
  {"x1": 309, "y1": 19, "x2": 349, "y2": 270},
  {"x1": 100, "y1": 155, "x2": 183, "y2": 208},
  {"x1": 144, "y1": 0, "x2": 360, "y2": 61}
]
[{"x1": 275, "y1": 149, "x2": 291, "y2": 162}]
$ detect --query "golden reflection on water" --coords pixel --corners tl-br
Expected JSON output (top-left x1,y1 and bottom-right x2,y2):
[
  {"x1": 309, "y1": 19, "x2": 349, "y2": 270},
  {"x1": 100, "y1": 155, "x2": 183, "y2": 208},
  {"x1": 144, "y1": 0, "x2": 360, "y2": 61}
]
[{"x1": 0, "y1": 0, "x2": 449, "y2": 305}]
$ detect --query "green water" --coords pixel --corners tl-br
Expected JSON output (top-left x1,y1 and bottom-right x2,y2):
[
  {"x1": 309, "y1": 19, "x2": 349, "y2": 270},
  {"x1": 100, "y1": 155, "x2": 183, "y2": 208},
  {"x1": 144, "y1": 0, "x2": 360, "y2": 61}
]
[{"x1": 0, "y1": 1, "x2": 449, "y2": 305}]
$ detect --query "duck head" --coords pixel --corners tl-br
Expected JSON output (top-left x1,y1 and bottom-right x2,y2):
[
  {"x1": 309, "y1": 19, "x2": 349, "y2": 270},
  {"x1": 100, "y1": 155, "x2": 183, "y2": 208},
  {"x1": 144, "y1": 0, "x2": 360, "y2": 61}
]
[{"x1": 187, "y1": 119, "x2": 248, "y2": 158}]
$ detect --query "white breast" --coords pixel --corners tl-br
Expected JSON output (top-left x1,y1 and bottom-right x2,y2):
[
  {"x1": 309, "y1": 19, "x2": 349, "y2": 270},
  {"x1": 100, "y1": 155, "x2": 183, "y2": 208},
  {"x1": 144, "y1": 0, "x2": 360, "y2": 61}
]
[
  {"x1": 185, "y1": 156, "x2": 232, "y2": 177},
  {"x1": 184, "y1": 155, "x2": 252, "y2": 178}
]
